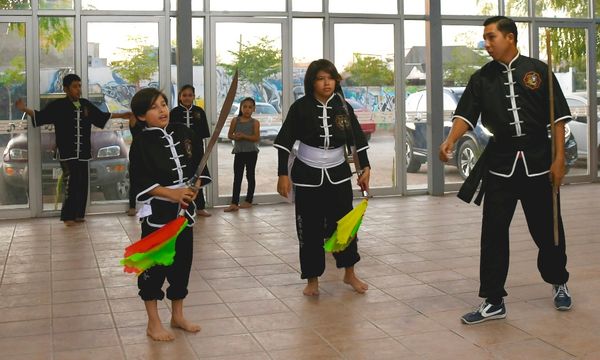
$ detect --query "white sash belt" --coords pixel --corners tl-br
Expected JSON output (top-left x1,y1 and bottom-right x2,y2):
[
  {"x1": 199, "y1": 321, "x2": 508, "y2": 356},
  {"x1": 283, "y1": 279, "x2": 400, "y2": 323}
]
[
  {"x1": 137, "y1": 182, "x2": 188, "y2": 219},
  {"x1": 296, "y1": 142, "x2": 345, "y2": 169}
]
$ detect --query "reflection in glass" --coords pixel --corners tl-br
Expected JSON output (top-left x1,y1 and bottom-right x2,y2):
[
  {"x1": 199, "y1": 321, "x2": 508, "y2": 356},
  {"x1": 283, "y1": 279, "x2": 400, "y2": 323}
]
[
  {"x1": 0, "y1": 22, "x2": 28, "y2": 206},
  {"x1": 82, "y1": 0, "x2": 162, "y2": 11},
  {"x1": 215, "y1": 22, "x2": 282, "y2": 199},
  {"x1": 329, "y1": 0, "x2": 397, "y2": 14},
  {"x1": 441, "y1": 0, "x2": 497, "y2": 15},
  {"x1": 39, "y1": 17, "x2": 75, "y2": 210},
  {"x1": 210, "y1": 0, "x2": 285, "y2": 12},
  {"x1": 87, "y1": 22, "x2": 159, "y2": 203},
  {"x1": 293, "y1": 18, "x2": 323, "y2": 102},
  {"x1": 0, "y1": 1, "x2": 30, "y2": 9},
  {"x1": 39, "y1": 0, "x2": 73, "y2": 9},
  {"x1": 534, "y1": 0, "x2": 588, "y2": 18},
  {"x1": 334, "y1": 23, "x2": 395, "y2": 189},
  {"x1": 404, "y1": 0, "x2": 425, "y2": 15},
  {"x1": 505, "y1": 0, "x2": 528, "y2": 17},
  {"x1": 292, "y1": 0, "x2": 321, "y2": 12},
  {"x1": 540, "y1": 27, "x2": 588, "y2": 176}
]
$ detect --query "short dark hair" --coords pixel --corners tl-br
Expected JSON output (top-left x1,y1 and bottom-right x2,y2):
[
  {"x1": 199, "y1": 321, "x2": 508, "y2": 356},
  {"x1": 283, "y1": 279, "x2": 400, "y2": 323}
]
[
  {"x1": 484, "y1": 16, "x2": 518, "y2": 43},
  {"x1": 238, "y1": 97, "x2": 255, "y2": 117},
  {"x1": 304, "y1": 59, "x2": 342, "y2": 98},
  {"x1": 178, "y1": 84, "x2": 195, "y2": 104},
  {"x1": 130, "y1": 88, "x2": 168, "y2": 122},
  {"x1": 62, "y1": 74, "x2": 81, "y2": 87}
]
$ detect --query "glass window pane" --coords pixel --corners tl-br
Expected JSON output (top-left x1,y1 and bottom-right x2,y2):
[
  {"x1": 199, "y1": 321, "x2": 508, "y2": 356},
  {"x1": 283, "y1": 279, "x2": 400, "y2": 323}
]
[
  {"x1": 215, "y1": 22, "x2": 282, "y2": 199},
  {"x1": 82, "y1": 0, "x2": 163, "y2": 11},
  {"x1": 441, "y1": 0, "x2": 497, "y2": 15},
  {"x1": 87, "y1": 22, "x2": 159, "y2": 203},
  {"x1": 293, "y1": 18, "x2": 322, "y2": 102},
  {"x1": 404, "y1": 21, "x2": 427, "y2": 190},
  {"x1": 541, "y1": 27, "x2": 588, "y2": 177},
  {"x1": 335, "y1": 23, "x2": 396, "y2": 190},
  {"x1": 536, "y1": 0, "x2": 588, "y2": 17},
  {"x1": 329, "y1": 0, "x2": 397, "y2": 14},
  {"x1": 0, "y1": 22, "x2": 28, "y2": 206},
  {"x1": 172, "y1": 0, "x2": 204, "y2": 11},
  {"x1": 38, "y1": 17, "x2": 75, "y2": 210},
  {"x1": 506, "y1": 0, "x2": 528, "y2": 17},
  {"x1": 292, "y1": 0, "x2": 321, "y2": 12},
  {"x1": 404, "y1": 0, "x2": 425, "y2": 15},
  {"x1": 0, "y1": 1, "x2": 30, "y2": 9},
  {"x1": 597, "y1": 25, "x2": 600, "y2": 177},
  {"x1": 40, "y1": 0, "x2": 73, "y2": 9},
  {"x1": 210, "y1": 0, "x2": 285, "y2": 12}
]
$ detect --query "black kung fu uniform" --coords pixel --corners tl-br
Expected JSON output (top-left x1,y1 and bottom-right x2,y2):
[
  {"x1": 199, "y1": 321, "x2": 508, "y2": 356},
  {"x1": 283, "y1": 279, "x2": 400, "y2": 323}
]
[
  {"x1": 454, "y1": 53, "x2": 571, "y2": 301},
  {"x1": 31, "y1": 97, "x2": 111, "y2": 221},
  {"x1": 129, "y1": 123, "x2": 211, "y2": 301},
  {"x1": 170, "y1": 105, "x2": 211, "y2": 210},
  {"x1": 274, "y1": 93, "x2": 370, "y2": 279}
]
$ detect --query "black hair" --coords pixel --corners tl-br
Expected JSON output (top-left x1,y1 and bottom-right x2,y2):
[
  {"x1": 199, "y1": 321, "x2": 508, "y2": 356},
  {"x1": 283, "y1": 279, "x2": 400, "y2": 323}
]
[
  {"x1": 62, "y1": 74, "x2": 81, "y2": 88},
  {"x1": 178, "y1": 84, "x2": 195, "y2": 105},
  {"x1": 237, "y1": 97, "x2": 255, "y2": 117},
  {"x1": 483, "y1": 16, "x2": 518, "y2": 43},
  {"x1": 304, "y1": 59, "x2": 342, "y2": 98},
  {"x1": 130, "y1": 88, "x2": 168, "y2": 124}
]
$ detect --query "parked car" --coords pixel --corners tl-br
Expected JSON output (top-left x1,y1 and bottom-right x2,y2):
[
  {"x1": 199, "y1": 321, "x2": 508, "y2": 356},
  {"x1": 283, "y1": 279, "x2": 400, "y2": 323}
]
[
  {"x1": 405, "y1": 87, "x2": 578, "y2": 179},
  {"x1": 219, "y1": 102, "x2": 282, "y2": 144},
  {"x1": 1, "y1": 93, "x2": 130, "y2": 202},
  {"x1": 345, "y1": 98, "x2": 376, "y2": 141},
  {"x1": 564, "y1": 92, "x2": 600, "y2": 163}
]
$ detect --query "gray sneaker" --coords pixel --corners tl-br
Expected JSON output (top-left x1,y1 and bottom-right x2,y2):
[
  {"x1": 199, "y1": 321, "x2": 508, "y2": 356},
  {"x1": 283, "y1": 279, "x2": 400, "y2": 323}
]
[
  {"x1": 553, "y1": 284, "x2": 572, "y2": 311},
  {"x1": 461, "y1": 300, "x2": 506, "y2": 325}
]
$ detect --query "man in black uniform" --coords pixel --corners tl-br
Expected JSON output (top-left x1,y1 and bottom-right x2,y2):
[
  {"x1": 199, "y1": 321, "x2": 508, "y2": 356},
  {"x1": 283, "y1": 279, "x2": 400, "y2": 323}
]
[
  {"x1": 16, "y1": 74, "x2": 131, "y2": 226},
  {"x1": 439, "y1": 16, "x2": 572, "y2": 324},
  {"x1": 275, "y1": 59, "x2": 371, "y2": 296}
]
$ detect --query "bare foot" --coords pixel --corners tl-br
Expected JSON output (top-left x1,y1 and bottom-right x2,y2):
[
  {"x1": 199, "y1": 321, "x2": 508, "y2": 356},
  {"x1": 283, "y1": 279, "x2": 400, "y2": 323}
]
[
  {"x1": 239, "y1": 201, "x2": 252, "y2": 209},
  {"x1": 75, "y1": 218, "x2": 85, "y2": 223},
  {"x1": 171, "y1": 317, "x2": 201, "y2": 333},
  {"x1": 344, "y1": 272, "x2": 369, "y2": 294},
  {"x1": 196, "y1": 209, "x2": 212, "y2": 217},
  {"x1": 147, "y1": 322, "x2": 175, "y2": 341},
  {"x1": 63, "y1": 220, "x2": 76, "y2": 226},
  {"x1": 126, "y1": 208, "x2": 137, "y2": 216},
  {"x1": 224, "y1": 204, "x2": 239, "y2": 212},
  {"x1": 303, "y1": 278, "x2": 320, "y2": 296}
]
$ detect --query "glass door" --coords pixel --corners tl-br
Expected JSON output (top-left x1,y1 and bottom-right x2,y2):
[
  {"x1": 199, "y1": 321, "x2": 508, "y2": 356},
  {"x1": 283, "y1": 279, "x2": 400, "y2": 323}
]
[
  {"x1": 0, "y1": 17, "x2": 31, "y2": 214},
  {"x1": 210, "y1": 18, "x2": 288, "y2": 205},
  {"x1": 81, "y1": 16, "x2": 166, "y2": 213}
]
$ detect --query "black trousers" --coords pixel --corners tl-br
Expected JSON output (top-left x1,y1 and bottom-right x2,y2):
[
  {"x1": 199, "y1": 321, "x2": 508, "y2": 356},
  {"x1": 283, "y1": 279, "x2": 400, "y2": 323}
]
[
  {"x1": 60, "y1": 159, "x2": 88, "y2": 221},
  {"x1": 194, "y1": 188, "x2": 206, "y2": 210},
  {"x1": 138, "y1": 221, "x2": 193, "y2": 301},
  {"x1": 231, "y1": 151, "x2": 258, "y2": 204},
  {"x1": 479, "y1": 161, "x2": 569, "y2": 300},
  {"x1": 294, "y1": 179, "x2": 361, "y2": 279}
]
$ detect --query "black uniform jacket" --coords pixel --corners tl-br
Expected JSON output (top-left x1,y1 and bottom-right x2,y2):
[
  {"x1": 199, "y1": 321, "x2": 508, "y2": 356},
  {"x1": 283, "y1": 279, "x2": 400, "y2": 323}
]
[
  {"x1": 33, "y1": 97, "x2": 111, "y2": 161},
  {"x1": 170, "y1": 105, "x2": 211, "y2": 140},
  {"x1": 454, "y1": 54, "x2": 572, "y2": 177},
  {"x1": 129, "y1": 123, "x2": 211, "y2": 227},
  {"x1": 274, "y1": 94, "x2": 370, "y2": 186}
]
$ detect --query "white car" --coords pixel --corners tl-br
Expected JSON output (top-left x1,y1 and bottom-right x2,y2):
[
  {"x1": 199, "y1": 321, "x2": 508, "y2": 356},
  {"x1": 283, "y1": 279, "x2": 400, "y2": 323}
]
[
  {"x1": 218, "y1": 102, "x2": 282, "y2": 144},
  {"x1": 565, "y1": 92, "x2": 600, "y2": 162}
]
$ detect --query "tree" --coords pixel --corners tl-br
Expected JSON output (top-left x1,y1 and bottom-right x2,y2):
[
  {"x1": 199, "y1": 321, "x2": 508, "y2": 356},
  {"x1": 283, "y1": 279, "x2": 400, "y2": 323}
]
[
  {"x1": 192, "y1": 38, "x2": 204, "y2": 66},
  {"x1": 343, "y1": 54, "x2": 394, "y2": 86},
  {"x1": 0, "y1": 55, "x2": 25, "y2": 120},
  {"x1": 444, "y1": 48, "x2": 488, "y2": 86},
  {"x1": 221, "y1": 36, "x2": 281, "y2": 86},
  {"x1": 110, "y1": 37, "x2": 158, "y2": 90}
]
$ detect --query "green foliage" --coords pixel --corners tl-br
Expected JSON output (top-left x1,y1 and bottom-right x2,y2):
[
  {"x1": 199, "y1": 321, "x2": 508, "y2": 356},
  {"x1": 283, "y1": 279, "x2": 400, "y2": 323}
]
[
  {"x1": 192, "y1": 38, "x2": 204, "y2": 66},
  {"x1": 343, "y1": 54, "x2": 394, "y2": 86},
  {"x1": 110, "y1": 37, "x2": 158, "y2": 89},
  {"x1": 221, "y1": 37, "x2": 281, "y2": 86},
  {"x1": 0, "y1": 55, "x2": 26, "y2": 119},
  {"x1": 0, "y1": 0, "x2": 30, "y2": 9},
  {"x1": 444, "y1": 48, "x2": 488, "y2": 86}
]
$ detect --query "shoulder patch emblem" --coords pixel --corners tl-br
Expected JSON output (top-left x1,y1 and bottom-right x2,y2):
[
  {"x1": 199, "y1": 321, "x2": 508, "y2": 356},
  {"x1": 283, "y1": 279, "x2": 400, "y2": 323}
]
[
  {"x1": 523, "y1": 71, "x2": 542, "y2": 90},
  {"x1": 183, "y1": 139, "x2": 193, "y2": 158},
  {"x1": 335, "y1": 114, "x2": 349, "y2": 130}
]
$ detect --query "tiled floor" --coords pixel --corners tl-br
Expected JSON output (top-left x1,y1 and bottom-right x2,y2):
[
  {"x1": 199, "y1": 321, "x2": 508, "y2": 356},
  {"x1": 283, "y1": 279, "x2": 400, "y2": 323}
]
[{"x1": 1, "y1": 184, "x2": 599, "y2": 359}]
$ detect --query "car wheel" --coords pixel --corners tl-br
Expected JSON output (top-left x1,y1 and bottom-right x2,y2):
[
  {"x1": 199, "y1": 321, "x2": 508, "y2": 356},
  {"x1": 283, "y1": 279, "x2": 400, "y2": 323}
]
[
  {"x1": 0, "y1": 174, "x2": 28, "y2": 205},
  {"x1": 457, "y1": 139, "x2": 478, "y2": 179},
  {"x1": 406, "y1": 135, "x2": 421, "y2": 173},
  {"x1": 102, "y1": 181, "x2": 128, "y2": 201}
]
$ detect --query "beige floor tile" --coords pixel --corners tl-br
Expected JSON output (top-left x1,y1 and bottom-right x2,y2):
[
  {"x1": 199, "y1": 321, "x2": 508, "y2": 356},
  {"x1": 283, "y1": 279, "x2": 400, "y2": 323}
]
[
  {"x1": 330, "y1": 337, "x2": 419, "y2": 360},
  {"x1": 0, "y1": 318, "x2": 52, "y2": 337},
  {"x1": 53, "y1": 328, "x2": 120, "y2": 352},
  {"x1": 252, "y1": 328, "x2": 326, "y2": 351},
  {"x1": 54, "y1": 346, "x2": 125, "y2": 360},
  {"x1": 216, "y1": 287, "x2": 275, "y2": 303},
  {"x1": 187, "y1": 333, "x2": 263, "y2": 357},
  {"x1": 53, "y1": 313, "x2": 115, "y2": 333},
  {"x1": 238, "y1": 311, "x2": 304, "y2": 332},
  {"x1": 53, "y1": 299, "x2": 110, "y2": 317},
  {"x1": 227, "y1": 298, "x2": 290, "y2": 317},
  {"x1": 485, "y1": 338, "x2": 575, "y2": 360},
  {"x1": 269, "y1": 345, "x2": 342, "y2": 360},
  {"x1": 372, "y1": 313, "x2": 445, "y2": 337}
]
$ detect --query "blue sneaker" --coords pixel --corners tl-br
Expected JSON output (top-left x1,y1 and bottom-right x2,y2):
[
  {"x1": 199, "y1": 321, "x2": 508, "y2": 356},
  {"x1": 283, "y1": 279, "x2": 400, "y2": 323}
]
[
  {"x1": 461, "y1": 301, "x2": 506, "y2": 325},
  {"x1": 553, "y1": 284, "x2": 572, "y2": 310}
]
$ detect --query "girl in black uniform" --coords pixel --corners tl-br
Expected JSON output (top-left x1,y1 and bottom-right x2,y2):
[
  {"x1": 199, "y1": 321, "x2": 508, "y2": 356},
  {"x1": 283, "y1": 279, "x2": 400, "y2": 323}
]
[
  {"x1": 275, "y1": 59, "x2": 371, "y2": 296},
  {"x1": 170, "y1": 85, "x2": 212, "y2": 217},
  {"x1": 129, "y1": 88, "x2": 210, "y2": 341}
]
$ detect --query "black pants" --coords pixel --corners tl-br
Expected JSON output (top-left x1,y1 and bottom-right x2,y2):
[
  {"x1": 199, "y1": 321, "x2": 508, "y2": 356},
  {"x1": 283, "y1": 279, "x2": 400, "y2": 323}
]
[
  {"x1": 60, "y1": 159, "x2": 88, "y2": 221},
  {"x1": 294, "y1": 179, "x2": 361, "y2": 279},
  {"x1": 194, "y1": 188, "x2": 206, "y2": 210},
  {"x1": 138, "y1": 221, "x2": 193, "y2": 301},
  {"x1": 231, "y1": 151, "x2": 258, "y2": 204},
  {"x1": 479, "y1": 161, "x2": 569, "y2": 300}
]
